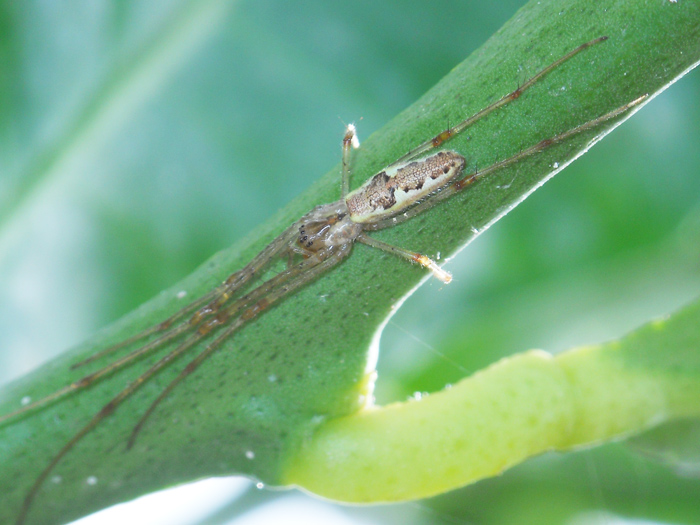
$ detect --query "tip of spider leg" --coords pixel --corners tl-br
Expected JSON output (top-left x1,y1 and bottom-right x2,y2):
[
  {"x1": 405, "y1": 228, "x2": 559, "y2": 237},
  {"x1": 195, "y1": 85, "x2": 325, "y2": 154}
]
[
  {"x1": 415, "y1": 254, "x2": 452, "y2": 284},
  {"x1": 434, "y1": 267, "x2": 453, "y2": 284},
  {"x1": 344, "y1": 123, "x2": 360, "y2": 149}
]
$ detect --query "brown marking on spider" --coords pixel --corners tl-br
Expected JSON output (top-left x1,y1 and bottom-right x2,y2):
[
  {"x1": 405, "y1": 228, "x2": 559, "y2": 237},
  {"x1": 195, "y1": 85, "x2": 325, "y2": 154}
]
[{"x1": 431, "y1": 129, "x2": 455, "y2": 147}]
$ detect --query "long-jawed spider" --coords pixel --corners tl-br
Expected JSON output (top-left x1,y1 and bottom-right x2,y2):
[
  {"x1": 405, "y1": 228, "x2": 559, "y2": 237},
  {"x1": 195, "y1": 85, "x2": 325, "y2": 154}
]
[{"x1": 0, "y1": 36, "x2": 646, "y2": 525}]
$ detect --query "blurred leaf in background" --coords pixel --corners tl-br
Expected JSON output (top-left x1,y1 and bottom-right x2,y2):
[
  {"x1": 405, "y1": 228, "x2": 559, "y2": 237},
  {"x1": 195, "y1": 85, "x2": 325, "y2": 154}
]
[{"x1": 0, "y1": 0, "x2": 699, "y2": 524}]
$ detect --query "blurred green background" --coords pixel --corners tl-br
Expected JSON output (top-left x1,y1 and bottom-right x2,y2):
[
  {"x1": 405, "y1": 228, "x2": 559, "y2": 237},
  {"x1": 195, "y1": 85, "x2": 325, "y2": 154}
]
[{"x1": 1, "y1": 0, "x2": 699, "y2": 524}]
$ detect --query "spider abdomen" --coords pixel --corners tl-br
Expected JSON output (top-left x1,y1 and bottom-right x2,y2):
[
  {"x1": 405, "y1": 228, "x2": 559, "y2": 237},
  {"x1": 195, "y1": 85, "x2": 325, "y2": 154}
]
[{"x1": 345, "y1": 150, "x2": 466, "y2": 223}]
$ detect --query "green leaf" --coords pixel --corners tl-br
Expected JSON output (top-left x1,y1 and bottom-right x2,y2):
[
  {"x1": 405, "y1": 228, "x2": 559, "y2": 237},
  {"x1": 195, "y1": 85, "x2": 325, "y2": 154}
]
[
  {"x1": 285, "y1": 297, "x2": 700, "y2": 501},
  {"x1": 1, "y1": 0, "x2": 699, "y2": 524}
]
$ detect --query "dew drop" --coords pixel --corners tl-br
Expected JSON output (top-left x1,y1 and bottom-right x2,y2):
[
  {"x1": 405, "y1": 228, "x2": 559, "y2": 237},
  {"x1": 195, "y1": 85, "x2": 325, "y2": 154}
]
[
  {"x1": 256, "y1": 482, "x2": 265, "y2": 489},
  {"x1": 51, "y1": 475, "x2": 62, "y2": 484},
  {"x1": 21, "y1": 396, "x2": 32, "y2": 406},
  {"x1": 267, "y1": 374, "x2": 277, "y2": 383},
  {"x1": 245, "y1": 450, "x2": 255, "y2": 460},
  {"x1": 552, "y1": 162, "x2": 559, "y2": 169},
  {"x1": 86, "y1": 476, "x2": 98, "y2": 486},
  {"x1": 176, "y1": 290, "x2": 187, "y2": 299}
]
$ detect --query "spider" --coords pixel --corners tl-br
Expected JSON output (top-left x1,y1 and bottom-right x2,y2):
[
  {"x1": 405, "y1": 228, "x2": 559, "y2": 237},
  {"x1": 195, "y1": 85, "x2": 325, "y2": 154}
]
[{"x1": 0, "y1": 36, "x2": 646, "y2": 525}]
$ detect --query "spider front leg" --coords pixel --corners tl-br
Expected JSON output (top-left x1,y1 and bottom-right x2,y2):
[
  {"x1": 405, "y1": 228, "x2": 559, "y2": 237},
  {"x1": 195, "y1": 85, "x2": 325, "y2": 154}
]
[
  {"x1": 14, "y1": 243, "x2": 352, "y2": 525},
  {"x1": 0, "y1": 222, "x2": 301, "y2": 428},
  {"x1": 74, "y1": 221, "x2": 302, "y2": 369},
  {"x1": 126, "y1": 243, "x2": 352, "y2": 449}
]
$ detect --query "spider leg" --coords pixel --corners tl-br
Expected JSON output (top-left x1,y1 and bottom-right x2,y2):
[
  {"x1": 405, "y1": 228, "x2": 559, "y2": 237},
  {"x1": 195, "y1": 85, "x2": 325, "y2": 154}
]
[
  {"x1": 1, "y1": 223, "x2": 302, "y2": 427},
  {"x1": 0, "y1": 321, "x2": 190, "y2": 427},
  {"x1": 390, "y1": 37, "x2": 608, "y2": 167},
  {"x1": 341, "y1": 123, "x2": 360, "y2": 199},
  {"x1": 201, "y1": 222, "x2": 302, "y2": 313},
  {"x1": 72, "y1": 223, "x2": 302, "y2": 370},
  {"x1": 125, "y1": 316, "x2": 245, "y2": 450},
  {"x1": 364, "y1": 95, "x2": 647, "y2": 232},
  {"x1": 14, "y1": 328, "x2": 207, "y2": 525},
  {"x1": 15, "y1": 244, "x2": 351, "y2": 525},
  {"x1": 127, "y1": 244, "x2": 351, "y2": 449},
  {"x1": 69, "y1": 290, "x2": 217, "y2": 370},
  {"x1": 356, "y1": 233, "x2": 451, "y2": 283}
]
